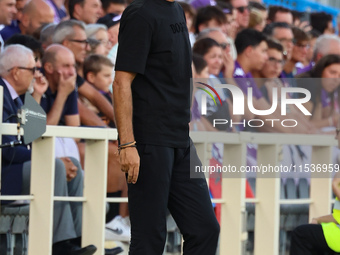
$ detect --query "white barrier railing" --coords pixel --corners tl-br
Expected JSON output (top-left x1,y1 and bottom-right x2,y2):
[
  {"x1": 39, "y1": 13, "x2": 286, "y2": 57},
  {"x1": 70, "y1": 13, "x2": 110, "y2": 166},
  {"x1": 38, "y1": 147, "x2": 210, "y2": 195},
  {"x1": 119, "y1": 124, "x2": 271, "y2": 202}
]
[
  {"x1": 191, "y1": 131, "x2": 336, "y2": 255},
  {"x1": 0, "y1": 83, "x2": 336, "y2": 254},
  {"x1": 0, "y1": 123, "x2": 117, "y2": 255}
]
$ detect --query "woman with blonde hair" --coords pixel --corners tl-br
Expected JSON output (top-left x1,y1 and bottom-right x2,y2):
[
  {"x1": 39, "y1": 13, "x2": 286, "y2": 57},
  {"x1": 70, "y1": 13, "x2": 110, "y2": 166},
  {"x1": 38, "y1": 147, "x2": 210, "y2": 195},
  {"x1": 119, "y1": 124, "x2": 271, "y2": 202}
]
[{"x1": 249, "y1": 8, "x2": 266, "y2": 32}]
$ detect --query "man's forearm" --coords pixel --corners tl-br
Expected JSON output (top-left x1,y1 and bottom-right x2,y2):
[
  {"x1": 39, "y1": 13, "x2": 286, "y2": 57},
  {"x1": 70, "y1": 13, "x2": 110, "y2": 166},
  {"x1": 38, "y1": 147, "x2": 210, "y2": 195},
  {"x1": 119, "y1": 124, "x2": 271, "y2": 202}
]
[
  {"x1": 77, "y1": 100, "x2": 106, "y2": 126},
  {"x1": 113, "y1": 79, "x2": 135, "y2": 144},
  {"x1": 46, "y1": 92, "x2": 68, "y2": 125},
  {"x1": 313, "y1": 214, "x2": 337, "y2": 224},
  {"x1": 32, "y1": 92, "x2": 43, "y2": 104}
]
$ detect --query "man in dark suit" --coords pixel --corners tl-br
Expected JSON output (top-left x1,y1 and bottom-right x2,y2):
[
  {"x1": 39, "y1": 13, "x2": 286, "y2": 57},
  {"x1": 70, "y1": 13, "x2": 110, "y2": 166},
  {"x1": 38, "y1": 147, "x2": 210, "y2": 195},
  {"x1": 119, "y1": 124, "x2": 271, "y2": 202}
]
[{"x1": 0, "y1": 44, "x2": 96, "y2": 255}]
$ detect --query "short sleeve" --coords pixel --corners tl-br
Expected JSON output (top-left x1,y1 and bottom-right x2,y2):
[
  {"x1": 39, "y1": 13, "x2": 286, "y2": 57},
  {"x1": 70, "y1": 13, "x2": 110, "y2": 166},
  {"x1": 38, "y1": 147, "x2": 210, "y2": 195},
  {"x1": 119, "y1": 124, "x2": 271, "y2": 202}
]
[
  {"x1": 76, "y1": 74, "x2": 85, "y2": 88},
  {"x1": 64, "y1": 90, "x2": 78, "y2": 116},
  {"x1": 115, "y1": 13, "x2": 153, "y2": 75}
]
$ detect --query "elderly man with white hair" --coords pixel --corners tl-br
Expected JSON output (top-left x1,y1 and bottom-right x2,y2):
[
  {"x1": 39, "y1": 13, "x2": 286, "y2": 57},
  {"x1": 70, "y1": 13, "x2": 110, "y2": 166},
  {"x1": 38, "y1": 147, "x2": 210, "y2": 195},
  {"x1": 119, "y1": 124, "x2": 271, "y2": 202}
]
[{"x1": 0, "y1": 44, "x2": 97, "y2": 255}]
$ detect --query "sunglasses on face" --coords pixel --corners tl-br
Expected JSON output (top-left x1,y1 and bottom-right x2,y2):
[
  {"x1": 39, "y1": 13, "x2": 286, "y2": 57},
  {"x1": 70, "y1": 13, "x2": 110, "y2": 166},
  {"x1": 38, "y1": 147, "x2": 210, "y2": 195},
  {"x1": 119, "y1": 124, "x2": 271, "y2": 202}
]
[
  {"x1": 8, "y1": 66, "x2": 37, "y2": 74},
  {"x1": 69, "y1": 39, "x2": 89, "y2": 47},
  {"x1": 236, "y1": 6, "x2": 250, "y2": 13}
]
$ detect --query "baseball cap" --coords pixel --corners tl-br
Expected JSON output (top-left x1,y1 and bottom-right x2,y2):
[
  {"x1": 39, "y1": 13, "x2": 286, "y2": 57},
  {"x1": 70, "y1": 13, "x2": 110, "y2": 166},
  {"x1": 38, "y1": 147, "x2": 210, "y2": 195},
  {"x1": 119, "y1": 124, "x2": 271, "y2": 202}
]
[{"x1": 97, "y1": 13, "x2": 121, "y2": 29}]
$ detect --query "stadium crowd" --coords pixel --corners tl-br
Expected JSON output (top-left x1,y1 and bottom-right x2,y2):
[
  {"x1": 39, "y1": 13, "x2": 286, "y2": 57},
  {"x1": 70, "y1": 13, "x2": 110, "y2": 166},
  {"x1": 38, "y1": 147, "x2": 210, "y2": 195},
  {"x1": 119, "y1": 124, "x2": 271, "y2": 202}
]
[{"x1": 0, "y1": 0, "x2": 339, "y2": 253}]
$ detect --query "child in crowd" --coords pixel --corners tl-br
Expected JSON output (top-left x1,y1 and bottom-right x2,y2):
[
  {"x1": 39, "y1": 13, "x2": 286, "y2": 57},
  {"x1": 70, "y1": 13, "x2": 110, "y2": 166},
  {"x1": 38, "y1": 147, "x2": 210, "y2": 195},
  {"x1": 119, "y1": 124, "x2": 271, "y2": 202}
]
[
  {"x1": 83, "y1": 54, "x2": 130, "y2": 243},
  {"x1": 83, "y1": 54, "x2": 115, "y2": 128}
]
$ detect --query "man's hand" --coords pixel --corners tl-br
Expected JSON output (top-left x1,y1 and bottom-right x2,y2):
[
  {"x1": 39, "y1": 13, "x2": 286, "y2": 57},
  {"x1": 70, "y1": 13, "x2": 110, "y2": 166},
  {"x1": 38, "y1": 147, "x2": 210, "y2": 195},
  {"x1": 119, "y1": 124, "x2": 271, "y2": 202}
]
[
  {"x1": 31, "y1": 70, "x2": 49, "y2": 103},
  {"x1": 294, "y1": 20, "x2": 312, "y2": 32},
  {"x1": 32, "y1": 70, "x2": 48, "y2": 96},
  {"x1": 222, "y1": 51, "x2": 235, "y2": 78},
  {"x1": 120, "y1": 147, "x2": 140, "y2": 184},
  {"x1": 46, "y1": 71, "x2": 77, "y2": 125},
  {"x1": 60, "y1": 157, "x2": 78, "y2": 181},
  {"x1": 58, "y1": 70, "x2": 76, "y2": 96},
  {"x1": 113, "y1": 71, "x2": 138, "y2": 183}
]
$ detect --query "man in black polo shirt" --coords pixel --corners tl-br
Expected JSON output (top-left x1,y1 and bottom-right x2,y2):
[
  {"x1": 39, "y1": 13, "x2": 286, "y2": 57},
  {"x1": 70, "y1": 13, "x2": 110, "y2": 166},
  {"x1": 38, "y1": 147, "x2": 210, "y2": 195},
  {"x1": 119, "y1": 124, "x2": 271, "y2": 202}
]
[{"x1": 113, "y1": 0, "x2": 220, "y2": 254}]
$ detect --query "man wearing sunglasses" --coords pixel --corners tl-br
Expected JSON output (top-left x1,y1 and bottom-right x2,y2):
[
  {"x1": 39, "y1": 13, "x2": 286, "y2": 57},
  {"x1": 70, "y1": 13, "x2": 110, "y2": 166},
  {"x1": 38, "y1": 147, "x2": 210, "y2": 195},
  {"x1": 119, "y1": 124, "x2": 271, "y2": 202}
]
[
  {"x1": 230, "y1": 0, "x2": 250, "y2": 31},
  {"x1": 0, "y1": 45, "x2": 97, "y2": 255}
]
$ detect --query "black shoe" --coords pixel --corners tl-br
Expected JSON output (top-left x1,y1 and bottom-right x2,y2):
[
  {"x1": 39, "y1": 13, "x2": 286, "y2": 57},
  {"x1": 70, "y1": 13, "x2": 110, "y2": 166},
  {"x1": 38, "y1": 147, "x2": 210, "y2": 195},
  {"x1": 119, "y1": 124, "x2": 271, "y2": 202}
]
[
  {"x1": 52, "y1": 240, "x2": 97, "y2": 255},
  {"x1": 105, "y1": 246, "x2": 124, "y2": 255},
  {"x1": 70, "y1": 237, "x2": 82, "y2": 246}
]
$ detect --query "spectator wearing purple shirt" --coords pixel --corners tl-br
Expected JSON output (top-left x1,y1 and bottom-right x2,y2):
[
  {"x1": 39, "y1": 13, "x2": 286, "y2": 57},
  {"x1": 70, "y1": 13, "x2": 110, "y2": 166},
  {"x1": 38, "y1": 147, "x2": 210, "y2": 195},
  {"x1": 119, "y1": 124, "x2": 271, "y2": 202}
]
[
  {"x1": 296, "y1": 61, "x2": 315, "y2": 75},
  {"x1": 235, "y1": 28, "x2": 306, "y2": 133},
  {"x1": 283, "y1": 27, "x2": 309, "y2": 78},
  {"x1": 233, "y1": 28, "x2": 267, "y2": 99},
  {"x1": 233, "y1": 60, "x2": 263, "y2": 99},
  {"x1": 297, "y1": 54, "x2": 340, "y2": 129},
  {"x1": 295, "y1": 30, "x2": 320, "y2": 74},
  {"x1": 45, "y1": 0, "x2": 67, "y2": 24},
  {"x1": 233, "y1": 29, "x2": 265, "y2": 133},
  {"x1": 297, "y1": 34, "x2": 340, "y2": 76}
]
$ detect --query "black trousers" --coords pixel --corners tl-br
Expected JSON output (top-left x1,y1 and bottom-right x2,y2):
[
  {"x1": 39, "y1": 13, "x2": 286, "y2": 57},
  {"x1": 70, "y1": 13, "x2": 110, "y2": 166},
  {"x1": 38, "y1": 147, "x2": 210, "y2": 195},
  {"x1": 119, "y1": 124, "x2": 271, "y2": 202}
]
[
  {"x1": 128, "y1": 138, "x2": 220, "y2": 255},
  {"x1": 290, "y1": 224, "x2": 335, "y2": 255}
]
